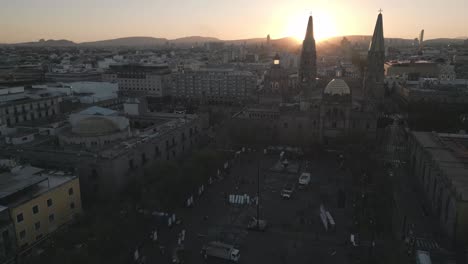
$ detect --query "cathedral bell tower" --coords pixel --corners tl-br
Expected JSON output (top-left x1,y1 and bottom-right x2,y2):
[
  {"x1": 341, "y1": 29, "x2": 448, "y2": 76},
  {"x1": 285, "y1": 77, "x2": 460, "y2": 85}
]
[
  {"x1": 298, "y1": 15, "x2": 318, "y2": 110},
  {"x1": 365, "y1": 11, "x2": 385, "y2": 100}
]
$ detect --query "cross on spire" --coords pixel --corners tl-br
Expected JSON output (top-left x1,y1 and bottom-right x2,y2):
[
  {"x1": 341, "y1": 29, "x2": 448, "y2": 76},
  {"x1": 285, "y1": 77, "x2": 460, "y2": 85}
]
[
  {"x1": 378, "y1": 8, "x2": 383, "y2": 13},
  {"x1": 309, "y1": 11, "x2": 312, "y2": 16}
]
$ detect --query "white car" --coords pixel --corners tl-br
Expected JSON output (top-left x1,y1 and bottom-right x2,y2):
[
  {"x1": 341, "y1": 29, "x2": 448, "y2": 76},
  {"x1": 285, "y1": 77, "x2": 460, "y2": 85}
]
[
  {"x1": 281, "y1": 184, "x2": 295, "y2": 199},
  {"x1": 298, "y1": 173, "x2": 311, "y2": 188}
]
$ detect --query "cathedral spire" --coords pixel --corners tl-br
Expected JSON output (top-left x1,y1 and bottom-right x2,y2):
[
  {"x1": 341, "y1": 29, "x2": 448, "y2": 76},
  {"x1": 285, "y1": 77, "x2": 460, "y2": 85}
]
[
  {"x1": 369, "y1": 13, "x2": 384, "y2": 53},
  {"x1": 299, "y1": 15, "x2": 317, "y2": 99},
  {"x1": 365, "y1": 12, "x2": 385, "y2": 99},
  {"x1": 304, "y1": 15, "x2": 314, "y2": 40}
]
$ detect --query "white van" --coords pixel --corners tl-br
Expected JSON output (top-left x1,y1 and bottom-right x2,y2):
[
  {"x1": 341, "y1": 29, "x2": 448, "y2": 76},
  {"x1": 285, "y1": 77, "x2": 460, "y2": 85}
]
[{"x1": 298, "y1": 173, "x2": 311, "y2": 188}]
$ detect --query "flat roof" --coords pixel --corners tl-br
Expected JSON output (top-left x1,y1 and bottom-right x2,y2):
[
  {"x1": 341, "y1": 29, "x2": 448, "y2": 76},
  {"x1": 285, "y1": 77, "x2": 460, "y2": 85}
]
[
  {"x1": 412, "y1": 131, "x2": 468, "y2": 200},
  {"x1": 0, "y1": 166, "x2": 46, "y2": 200},
  {"x1": 0, "y1": 166, "x2": 76, "y2": 207}
]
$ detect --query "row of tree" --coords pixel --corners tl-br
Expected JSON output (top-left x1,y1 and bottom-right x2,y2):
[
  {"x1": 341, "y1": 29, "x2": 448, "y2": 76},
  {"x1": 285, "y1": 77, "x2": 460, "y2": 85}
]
[{"x1": 126, "y1": 149, "x2": 230, "y2": 211}]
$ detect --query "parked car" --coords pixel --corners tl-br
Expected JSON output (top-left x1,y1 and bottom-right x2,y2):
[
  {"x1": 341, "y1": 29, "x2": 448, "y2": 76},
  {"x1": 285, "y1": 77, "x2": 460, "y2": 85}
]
[
  {"x1": 247, "y1": 217, "x2": 268, "y2": 231},
  {"x1": 281, "y1": 183, "x2": 294, "y2": 199},
  {"x1": 298, "y1": 172, "x2": 311, "y2": 188}
]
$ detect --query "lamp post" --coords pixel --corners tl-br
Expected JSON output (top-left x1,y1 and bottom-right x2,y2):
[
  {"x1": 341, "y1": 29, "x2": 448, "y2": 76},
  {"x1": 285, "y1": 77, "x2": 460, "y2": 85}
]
[{"x1": 257, "y1": 156, "x2": 261, "y2": 229}]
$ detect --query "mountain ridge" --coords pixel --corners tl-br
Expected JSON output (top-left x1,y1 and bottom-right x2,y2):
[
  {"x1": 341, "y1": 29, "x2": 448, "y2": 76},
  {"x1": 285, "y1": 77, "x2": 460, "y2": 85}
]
[{"x1": 1, "y1": 35, "x2": 465, "y2": 47}]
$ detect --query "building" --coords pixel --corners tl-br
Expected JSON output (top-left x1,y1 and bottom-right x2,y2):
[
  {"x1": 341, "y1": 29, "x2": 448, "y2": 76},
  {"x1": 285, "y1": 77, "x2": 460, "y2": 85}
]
[
  {"x1": 454, "y1": 47, "x2": 468, "y2": 79},
  {"x1": 364, "y1": 12, "x2": 386, "y2": 99},
  {"x1": 408, "y1": 131, "x2": 468, "y2": 245},
  {"x1": 0, "y1": 65, "x2": 44, "y2": 86},
  {"x1": 171, "y1": 68, "x2": 256, "y2": 104},
  {"x1": 0, "y1": 102, "x2": 205, "y2": 201},
  {"x1": 35, "y1": 82, "x2": 119, "y2": 104},
  {"x1": 298, "y1": 15, "x2": 318, "y2": 100},
  {"x1": 0, "y1": 87, "x2": 62, "y2": 128},
  {"x1": 229, "y1": 14, "x2": 381, "y2": 146},
  {"x1": 0, "y1": 206, "x2": 16, "y2": 263},
  {"x1": 0, "y1": 165, "x2": 81, "y2": 252},
  {"x1": 102, "y1": 64, "x2": 172, "y2": 97},
  {"x1": 385, "y1": 61, "x2": 447, "y2": 80},
  {"x1": 395, "y1": 78, "x2": 468, "y2": 106},
  {"x1": 45, "y1": 71, "x2": 101, "y2": 83},
  {"x1": 261, "y1": 54, "x2": 296, "y2": 104}
]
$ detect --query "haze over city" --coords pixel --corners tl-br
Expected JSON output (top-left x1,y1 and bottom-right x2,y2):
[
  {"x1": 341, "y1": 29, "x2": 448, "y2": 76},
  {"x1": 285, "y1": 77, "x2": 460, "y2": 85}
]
[{"x1": 1, "y1": 0, "x2": 467, "y2": 43}]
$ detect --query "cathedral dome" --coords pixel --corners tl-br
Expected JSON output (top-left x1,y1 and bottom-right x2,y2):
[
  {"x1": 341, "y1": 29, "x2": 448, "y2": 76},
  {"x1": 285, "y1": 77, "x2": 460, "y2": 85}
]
[{"x1": 323, "y1": 79, "x2": 351, "y2": 96}]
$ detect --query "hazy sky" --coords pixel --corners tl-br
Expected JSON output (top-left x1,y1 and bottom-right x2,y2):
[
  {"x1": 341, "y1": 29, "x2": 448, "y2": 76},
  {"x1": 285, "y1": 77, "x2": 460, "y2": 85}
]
[{"x1": 0, "y1": 0, "x2": 466, "y2": 43}]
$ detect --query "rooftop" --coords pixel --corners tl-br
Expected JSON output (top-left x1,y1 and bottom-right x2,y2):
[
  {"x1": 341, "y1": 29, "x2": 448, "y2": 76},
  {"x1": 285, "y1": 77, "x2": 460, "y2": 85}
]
[
  {"x1": 0, "y1": 165, "x2": 75, "y2": 208},
  {"x1": 77, "y1": 106, "x2": 118, "y2": 116},
  {"x1": 412, "y1": 131, "x2": 468, "y2": 201}
]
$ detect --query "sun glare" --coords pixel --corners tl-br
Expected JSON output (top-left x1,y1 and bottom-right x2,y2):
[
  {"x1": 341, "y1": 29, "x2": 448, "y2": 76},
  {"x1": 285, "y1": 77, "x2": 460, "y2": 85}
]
[{"x1": 285, "y1": 11, "x2": 339, "y2": 42}]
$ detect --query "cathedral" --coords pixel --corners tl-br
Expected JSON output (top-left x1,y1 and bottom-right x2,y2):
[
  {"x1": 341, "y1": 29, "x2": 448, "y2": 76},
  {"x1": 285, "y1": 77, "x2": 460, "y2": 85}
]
[{"x1": 230, "y1": 13, "x2": 385, "y2": 146}]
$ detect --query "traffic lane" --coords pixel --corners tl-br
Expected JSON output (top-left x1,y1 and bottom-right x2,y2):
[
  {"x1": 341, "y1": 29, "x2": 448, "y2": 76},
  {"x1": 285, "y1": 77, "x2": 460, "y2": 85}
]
[{"x1": 242, "y1": 165, "x2": 350, "y2": 262}]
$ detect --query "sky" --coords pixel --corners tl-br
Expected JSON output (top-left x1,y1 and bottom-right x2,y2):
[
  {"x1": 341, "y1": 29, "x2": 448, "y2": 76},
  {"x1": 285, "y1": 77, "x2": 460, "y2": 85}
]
[{"x1": 0, "y1": 0, "x2": 467, "y2": 43}]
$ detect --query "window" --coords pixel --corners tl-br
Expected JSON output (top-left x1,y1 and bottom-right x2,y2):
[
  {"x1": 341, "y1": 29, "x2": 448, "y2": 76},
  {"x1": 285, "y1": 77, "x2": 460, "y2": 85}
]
[
  {"x1": 16, "y1": 213, "x2": 24, "y2": 223},
  {"x1": 68, "y1": 187, "x2": 74, "y2": 195},
  {"x1": 49, "y1": 214, "x2": 55, "y2": 223},
  {"x1": 34, "y1": 221, "x2": 40, "y2": 230},
  {"x1": 129, "y1": 159, "x2": 134, "y2": 169},
  {"x1": 70, "y1": 202, "x2": 75, "y2": 209},
  {"x1": 32, "y1": 205, "x2": 39, "y2": 214},
  {"x1": 332, "y1": 122, "x2": 337, "y2": 128},
  {"x1": 36, "y1": 234, "x2": 43, "y2": 241},
  {"x1": 19, "y1": 230, "x2": 26, "y2": 239},
  {"x1": 283, "y1": 122, "x2": 288, "y2": 128}
]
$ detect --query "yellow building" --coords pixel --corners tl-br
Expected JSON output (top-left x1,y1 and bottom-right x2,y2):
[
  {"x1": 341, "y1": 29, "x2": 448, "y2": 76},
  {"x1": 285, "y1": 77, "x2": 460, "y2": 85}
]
[{"x1": 0, "y1": 166, "x2": 82, "y2": 251}]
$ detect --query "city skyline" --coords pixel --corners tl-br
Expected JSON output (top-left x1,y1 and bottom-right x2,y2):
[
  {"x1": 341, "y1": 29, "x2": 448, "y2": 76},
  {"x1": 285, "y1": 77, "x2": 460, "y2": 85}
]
[{"x1": 1, "y1": 0, "x2": 467, "y2": 44}]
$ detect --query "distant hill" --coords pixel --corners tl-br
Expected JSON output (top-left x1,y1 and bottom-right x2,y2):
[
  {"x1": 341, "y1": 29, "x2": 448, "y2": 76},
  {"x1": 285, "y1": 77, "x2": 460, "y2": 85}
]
[
  {"x1": 2, "y1": 35, "x2": 465, "y2": 48},
  {"x1": 14, "y1": 39, "x2": 76, "y2": 47},
  {"x1": 80, "y1": 37, "x2": 168, "y2": 47},
  {"x1": 170, "y1": 36, "x2": 220, "y2": 44}
]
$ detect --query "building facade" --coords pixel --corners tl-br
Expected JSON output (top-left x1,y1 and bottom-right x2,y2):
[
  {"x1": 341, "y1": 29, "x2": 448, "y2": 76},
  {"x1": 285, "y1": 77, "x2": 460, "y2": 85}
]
[
  {"x1": 408, "y1": 131, "x2": 468, "y2": 244},
  {"x1": 229, "y1": 14, "x2": 381, "y2": 146},
  {"x1": 171, "y1": 68, "x2": 256, "y2": 104},
  {"x1": 0, "y1": 104, "x2": 206, "y2": 201},
  {"x1": 0, "y1": 87, "x2": 62, "y2": 128},
  {"x1": 0, "y1": 166, "x2": 81, "y2": 251},
  {"x1": 102, "y1": 64, "x2": 172, "y2": 97}
]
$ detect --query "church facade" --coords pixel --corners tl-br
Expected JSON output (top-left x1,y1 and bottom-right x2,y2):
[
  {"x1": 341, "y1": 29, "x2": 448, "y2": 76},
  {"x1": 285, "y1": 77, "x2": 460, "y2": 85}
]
[{"x1": 229, "y1": 13, "x2": 385, "y2": 147}]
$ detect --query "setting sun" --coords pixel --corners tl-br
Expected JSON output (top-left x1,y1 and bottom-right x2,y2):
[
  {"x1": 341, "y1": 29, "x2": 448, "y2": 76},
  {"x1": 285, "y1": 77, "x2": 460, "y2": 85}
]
[{"x1": 284, "y1": 11, "x2": 339, "y2": 42}]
